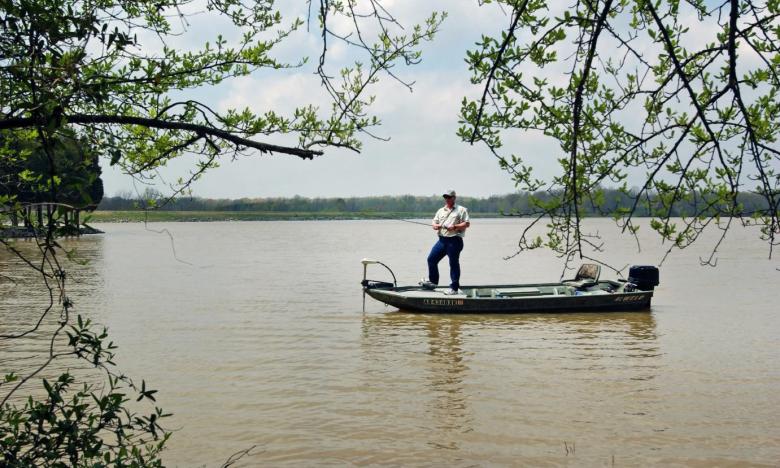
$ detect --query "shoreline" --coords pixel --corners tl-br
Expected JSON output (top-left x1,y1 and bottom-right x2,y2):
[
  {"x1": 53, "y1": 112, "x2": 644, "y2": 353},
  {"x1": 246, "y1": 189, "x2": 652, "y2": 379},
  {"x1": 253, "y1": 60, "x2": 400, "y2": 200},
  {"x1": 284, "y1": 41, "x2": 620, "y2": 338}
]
[
  {"x1": 0, "y1": 225, "x2": 104, "y2": 239},
  {"x1": 84, "y1": 210, "x2": 507, "y2": 223},
  {"x1": 2, "y1": 212, "x2": 503, "y2": 236},
  {"x1": 2, "y1": 211, "x2": 661, "y2": 235}
]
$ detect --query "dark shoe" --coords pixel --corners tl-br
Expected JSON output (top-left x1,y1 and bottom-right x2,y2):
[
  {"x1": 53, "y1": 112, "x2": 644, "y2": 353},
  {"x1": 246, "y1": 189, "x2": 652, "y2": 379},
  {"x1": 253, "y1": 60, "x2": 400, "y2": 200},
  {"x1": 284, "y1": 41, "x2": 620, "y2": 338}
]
[{"x1": 419, "y1": 279, "x2": 437, "y2": 290}]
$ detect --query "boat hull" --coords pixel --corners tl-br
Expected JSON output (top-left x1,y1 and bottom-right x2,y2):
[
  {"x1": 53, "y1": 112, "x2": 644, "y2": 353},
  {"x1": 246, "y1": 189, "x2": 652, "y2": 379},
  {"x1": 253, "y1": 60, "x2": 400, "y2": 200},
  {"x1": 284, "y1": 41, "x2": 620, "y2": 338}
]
[{"x1": 365, "y1": 284, "x2": 653, "y2": 314}]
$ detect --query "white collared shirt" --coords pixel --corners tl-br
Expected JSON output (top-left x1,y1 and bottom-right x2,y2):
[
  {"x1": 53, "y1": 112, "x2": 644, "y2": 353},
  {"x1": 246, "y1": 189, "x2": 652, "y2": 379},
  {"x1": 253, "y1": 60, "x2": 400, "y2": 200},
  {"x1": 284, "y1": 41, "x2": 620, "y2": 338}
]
[{"x1": 433, "y1": 204, "x2": 470, "y2": 238}]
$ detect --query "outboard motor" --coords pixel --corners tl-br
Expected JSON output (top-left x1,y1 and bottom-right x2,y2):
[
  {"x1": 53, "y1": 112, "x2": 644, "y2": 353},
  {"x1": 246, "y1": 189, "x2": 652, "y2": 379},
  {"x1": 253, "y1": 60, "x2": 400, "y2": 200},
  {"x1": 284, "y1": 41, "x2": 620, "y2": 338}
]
[{"x1": 628, "y1": 265, "x2": 660, "y2": 291}]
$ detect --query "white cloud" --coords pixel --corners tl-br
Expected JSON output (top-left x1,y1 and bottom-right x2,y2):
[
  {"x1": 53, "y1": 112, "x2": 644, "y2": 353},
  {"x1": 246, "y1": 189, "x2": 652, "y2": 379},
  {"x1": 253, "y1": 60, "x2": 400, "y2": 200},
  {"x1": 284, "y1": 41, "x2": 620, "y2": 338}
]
[
  {"x1": 106, "y1": 0, "x2": 772, "y2": 199},
  {"x1": 218, "y1": 73, "x2": 328, "y2": 115}
]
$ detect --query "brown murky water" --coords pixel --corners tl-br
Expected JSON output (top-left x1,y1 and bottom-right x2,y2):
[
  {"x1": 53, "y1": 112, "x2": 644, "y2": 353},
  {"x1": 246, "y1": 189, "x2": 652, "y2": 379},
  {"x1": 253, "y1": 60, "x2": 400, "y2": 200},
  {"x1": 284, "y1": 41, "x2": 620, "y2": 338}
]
[{"x1": 2, "y1": 219, "x2": 779, "y2": 466}]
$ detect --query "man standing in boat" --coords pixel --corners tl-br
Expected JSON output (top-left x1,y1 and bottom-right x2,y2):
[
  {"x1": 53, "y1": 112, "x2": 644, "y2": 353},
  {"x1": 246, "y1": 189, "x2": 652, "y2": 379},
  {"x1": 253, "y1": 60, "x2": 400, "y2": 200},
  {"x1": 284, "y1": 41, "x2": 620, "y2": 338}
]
[{"x1": 424, "y1": 190, "x2": 470, "y2": 295}]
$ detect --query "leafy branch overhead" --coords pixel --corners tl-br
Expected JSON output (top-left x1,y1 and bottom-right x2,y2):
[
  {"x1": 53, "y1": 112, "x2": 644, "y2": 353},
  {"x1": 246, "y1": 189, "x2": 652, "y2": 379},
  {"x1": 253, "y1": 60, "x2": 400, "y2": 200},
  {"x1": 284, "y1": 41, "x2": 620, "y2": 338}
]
[
  {"x1": 460, "y1": 0, "x2": 780, "y2": 265},
  {"x1": 0, "y1": 0, "x2": 444, "y2": 183}
]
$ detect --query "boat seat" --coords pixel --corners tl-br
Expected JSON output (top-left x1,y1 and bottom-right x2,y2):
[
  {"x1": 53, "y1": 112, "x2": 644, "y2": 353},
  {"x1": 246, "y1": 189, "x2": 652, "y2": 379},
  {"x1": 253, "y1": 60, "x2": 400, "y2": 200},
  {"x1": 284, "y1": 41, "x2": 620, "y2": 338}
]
[
  {"x1": 470, "y1": 288, "x2": 495, "y2": 298},
  {"x1": 494, "y1": 287, "x2": 542, "y2": 298},
  {"x1": 562, "y1": 263, "x2": 601, "y2": 289}
]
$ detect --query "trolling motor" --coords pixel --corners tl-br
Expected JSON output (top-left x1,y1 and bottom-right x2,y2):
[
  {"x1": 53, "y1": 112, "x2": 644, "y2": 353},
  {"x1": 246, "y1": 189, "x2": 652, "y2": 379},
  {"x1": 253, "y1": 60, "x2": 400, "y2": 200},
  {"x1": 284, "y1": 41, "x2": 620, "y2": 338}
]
[
  {"x1": 360, "y1": 259, "x2": 397, "y2": 313},
  {"x1": 360, "y1": 259, "x2": 397, "y2": 290}
]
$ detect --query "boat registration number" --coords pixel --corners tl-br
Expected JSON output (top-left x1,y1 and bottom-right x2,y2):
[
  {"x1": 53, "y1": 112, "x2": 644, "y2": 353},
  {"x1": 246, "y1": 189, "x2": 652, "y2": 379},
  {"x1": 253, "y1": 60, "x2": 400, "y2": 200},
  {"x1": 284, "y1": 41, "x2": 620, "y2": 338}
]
[
  {"x1": 614, "y1": 295, "x2": 644, "y2": 302},
  {"x1": 423, "y1": 299, "x2": 464, "y2": 306}
]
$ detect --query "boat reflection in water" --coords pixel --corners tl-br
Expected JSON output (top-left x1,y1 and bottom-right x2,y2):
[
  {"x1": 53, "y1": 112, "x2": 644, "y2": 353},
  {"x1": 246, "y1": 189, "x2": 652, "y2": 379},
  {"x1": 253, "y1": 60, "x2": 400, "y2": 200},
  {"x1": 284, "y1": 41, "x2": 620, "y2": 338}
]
[{"x1": 359, "y1": 311, "x2": 660, "y2": 462}]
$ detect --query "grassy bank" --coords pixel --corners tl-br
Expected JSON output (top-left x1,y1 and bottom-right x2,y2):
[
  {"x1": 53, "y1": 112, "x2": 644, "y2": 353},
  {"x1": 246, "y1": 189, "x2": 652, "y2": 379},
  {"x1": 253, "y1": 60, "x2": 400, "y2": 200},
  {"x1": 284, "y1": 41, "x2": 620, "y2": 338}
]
[{"x1": 88, "y1": 210, "x2": 504, "y2": 223}]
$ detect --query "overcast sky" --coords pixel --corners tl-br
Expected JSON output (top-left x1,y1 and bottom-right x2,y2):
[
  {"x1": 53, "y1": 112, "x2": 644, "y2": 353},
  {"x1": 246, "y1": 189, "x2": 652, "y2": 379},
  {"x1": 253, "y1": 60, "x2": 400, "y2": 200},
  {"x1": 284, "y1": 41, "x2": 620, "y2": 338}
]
[
  {"x1": 102, "y1": 0, "x2": 749, "y2": 199},
  {"x1": 102, "y1": 1, "x2": 569, "y2": 199}
]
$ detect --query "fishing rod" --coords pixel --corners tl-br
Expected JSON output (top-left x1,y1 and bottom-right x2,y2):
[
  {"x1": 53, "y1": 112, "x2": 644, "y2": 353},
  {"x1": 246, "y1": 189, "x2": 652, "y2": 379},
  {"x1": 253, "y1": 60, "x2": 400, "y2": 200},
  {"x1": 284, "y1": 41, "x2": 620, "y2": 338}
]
[
  {"x1": 359, "y1": 213, "x2": 432, "y2": 227},
  {"x1": 360, "y1": 209, "x2": 460, "y2": 231}
]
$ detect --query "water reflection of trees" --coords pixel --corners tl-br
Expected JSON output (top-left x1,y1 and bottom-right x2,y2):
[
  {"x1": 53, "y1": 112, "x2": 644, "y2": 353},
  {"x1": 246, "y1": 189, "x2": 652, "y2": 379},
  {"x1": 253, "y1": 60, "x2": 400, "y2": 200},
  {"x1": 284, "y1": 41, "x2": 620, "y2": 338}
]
[{"x1": 360, "y1": 312, "x2": 659, "y2": 452}]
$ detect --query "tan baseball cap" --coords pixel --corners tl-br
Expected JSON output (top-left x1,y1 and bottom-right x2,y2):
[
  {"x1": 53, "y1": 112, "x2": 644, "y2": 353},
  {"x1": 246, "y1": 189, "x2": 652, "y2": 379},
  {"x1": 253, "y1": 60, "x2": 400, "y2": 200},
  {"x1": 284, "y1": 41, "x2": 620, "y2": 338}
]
[{"x1": 443, "y1": 190, "x2": 456, "y2": 198}]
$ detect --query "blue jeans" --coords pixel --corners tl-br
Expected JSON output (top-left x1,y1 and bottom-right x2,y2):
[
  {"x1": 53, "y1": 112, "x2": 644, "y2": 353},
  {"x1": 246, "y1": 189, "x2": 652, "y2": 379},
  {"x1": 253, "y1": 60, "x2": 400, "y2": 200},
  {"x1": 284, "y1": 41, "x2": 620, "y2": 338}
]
[{"x1": 427, "y1": 236, "x2": 464, "y2": 290}]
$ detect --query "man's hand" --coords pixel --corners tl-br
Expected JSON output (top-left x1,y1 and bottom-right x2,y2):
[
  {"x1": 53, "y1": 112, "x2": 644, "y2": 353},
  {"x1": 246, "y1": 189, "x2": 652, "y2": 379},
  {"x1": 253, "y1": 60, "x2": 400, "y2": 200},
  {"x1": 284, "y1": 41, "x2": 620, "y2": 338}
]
[{"x1": 432, "y1": 223, "x2": 441, "y2": 231}]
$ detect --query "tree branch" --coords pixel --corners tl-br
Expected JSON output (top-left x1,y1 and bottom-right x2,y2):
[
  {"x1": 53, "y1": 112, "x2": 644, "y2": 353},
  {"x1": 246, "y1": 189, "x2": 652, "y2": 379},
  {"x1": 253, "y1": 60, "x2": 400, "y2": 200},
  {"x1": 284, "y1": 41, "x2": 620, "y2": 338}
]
[
  {"x1": 468, "y1": 0, "x2": 528, "y2": 144},
  {"x1": 0, "y1": 115, "x2": 325, "y2": 159},
  {"x1": 568, "y1": 0, "x2": 613, "y2": 258}
]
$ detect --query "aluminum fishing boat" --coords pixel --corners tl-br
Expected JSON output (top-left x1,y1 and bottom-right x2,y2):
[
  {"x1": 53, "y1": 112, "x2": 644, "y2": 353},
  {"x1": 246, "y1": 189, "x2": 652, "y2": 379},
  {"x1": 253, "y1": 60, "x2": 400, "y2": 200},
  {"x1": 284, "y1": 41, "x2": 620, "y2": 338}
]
[{"x1": 361, "y1": 260, "x2": 659, "y2": 314}]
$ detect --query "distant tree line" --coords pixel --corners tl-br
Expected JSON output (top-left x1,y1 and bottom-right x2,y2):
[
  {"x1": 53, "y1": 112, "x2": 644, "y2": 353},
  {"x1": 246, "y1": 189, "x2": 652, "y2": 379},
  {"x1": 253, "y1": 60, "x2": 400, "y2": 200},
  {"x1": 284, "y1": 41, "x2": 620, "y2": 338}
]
[{"x1": 98, "y1": 188, "x2": 770, "y2": 217}]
